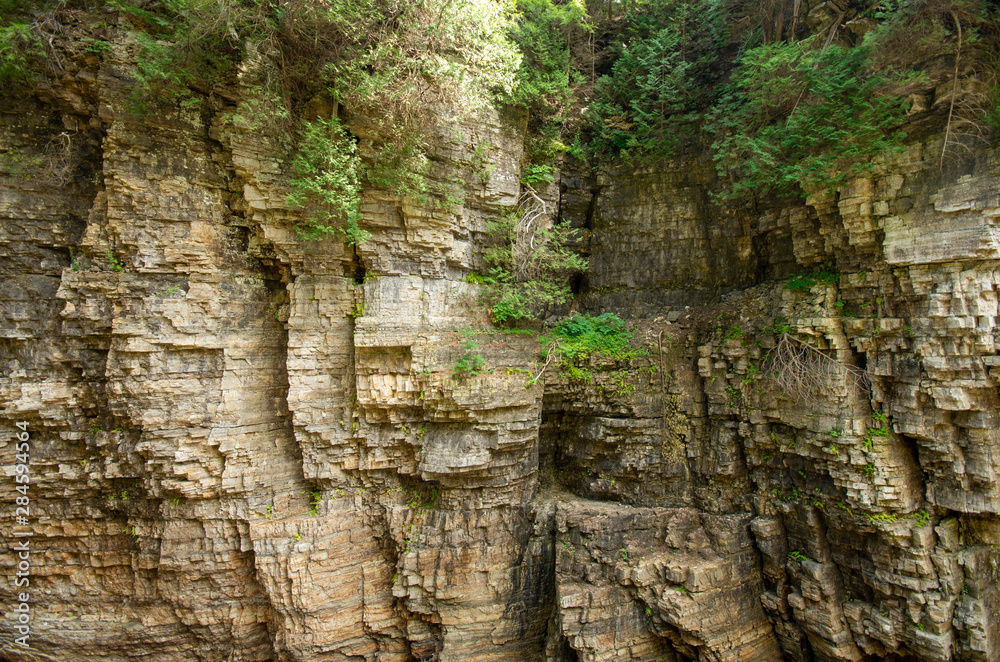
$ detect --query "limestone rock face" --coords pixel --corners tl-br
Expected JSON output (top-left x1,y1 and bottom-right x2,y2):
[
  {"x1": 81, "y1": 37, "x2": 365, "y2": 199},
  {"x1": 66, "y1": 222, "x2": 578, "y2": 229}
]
[{"x1": 2, "y1": 24, "x2": 1000, "y2": 662}]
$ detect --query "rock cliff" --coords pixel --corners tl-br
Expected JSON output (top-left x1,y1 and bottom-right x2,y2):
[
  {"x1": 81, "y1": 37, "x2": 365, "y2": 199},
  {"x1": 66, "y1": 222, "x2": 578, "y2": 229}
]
[{"x1": 2, "y1": 11, "x2": 999, "y2": 662}]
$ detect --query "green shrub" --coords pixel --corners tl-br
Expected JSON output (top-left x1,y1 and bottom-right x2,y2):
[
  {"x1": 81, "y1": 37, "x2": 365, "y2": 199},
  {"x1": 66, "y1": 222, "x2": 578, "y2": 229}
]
[
  {"x1": 365, "y1": 132, "x2": 430, "y2": 202},
  {"x1": 784, "y1": 268, "x2": 840, "y2": 292},
  {"x1": 542, "y1": 312, "x2": 645, "y2": 380},
  {"x1": 586, "y1": 0, "x2": 726, "y2": 159},
  {"x1": 0, "y1": 21, "x2": 42, "y2": 89},
  {"x1": 453, "y1": 353, "x2": 488, "y2": 380},
  {"x1": 506, "y1": 0, "x2": 583, "y2": 115},
  {"x1": 287, "y1": 116, "x2": 368, "y2": 246},
  {"x1": 708, "y1": 36, "x2": 907, "y2": 199},
  {"x1": 479, "y1": 195, "x2": 587, "y2": 324},
  {"x1": 520, "y1": 163, "x2": 555, "y2": 186}
]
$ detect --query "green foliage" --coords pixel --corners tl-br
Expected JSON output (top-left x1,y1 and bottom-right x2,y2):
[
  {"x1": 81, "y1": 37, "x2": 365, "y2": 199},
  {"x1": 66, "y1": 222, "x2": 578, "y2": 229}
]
[
  {"x1": 453, "y1": 353, "x2": 488, "y2": 380},
  {"x1": 543, "y1": 313, "x2": 644, "y2": 380},
  {"x1": 764, "y1": 317, "x2": 791, "y2": 335},
  {"x1": 724, "y1": 324, "x2": 743, "y2": 341},
  {"x1": 113, "y1": 0, "x2": 259, "y2": 111},
  {"x1": 508, "y1": 0, "x2": 586, "y2": 112},
  {"x1": 0, "y1": 20, "x2": 42, "y2": 89},
  {"x1": 784, "y1": 268, "x2": 840, "y2": 292},
  {"x1": 287, "y1": 116, "x2": 368, "y2": 246},
  {"x1": 788, "y1": 550, "x2": 815, "y2": 563},
  {"x1": 480, "y1": 201, "x2": 587, "y2": 324},
  {"x1": 708, "y1": 36, "x2": 907, "y2": 199},
  {"x1": 520, "y1": 163, "x2": 555, "y2": 185},
  {"x1": 506, "y1": 0, "x2": 589, "y2": 165},
  {"x1": 464, "y1": 273, "x2": 489, "y2": 285},
  {"x1": 105, "y1": 0, "x2": 521, "y2": 210},
  {"x1": 0, "y1": 0, "x2": 65, "y2": 91},
  {"x1": 587, "y1": 0, "x2": 724, "y2": 158},
  {"x1": 106, "y1": 249, "x2": 124, "y2": 272},
  {"x1": 365, "y1": 132, "x2": 430, "y2": 202},
  {"x1": 863, "y1": 414, "x2": 890, "y2": 451},
  {"x1": 866, "y1": 512, "x2": 899, "y2": 523}
]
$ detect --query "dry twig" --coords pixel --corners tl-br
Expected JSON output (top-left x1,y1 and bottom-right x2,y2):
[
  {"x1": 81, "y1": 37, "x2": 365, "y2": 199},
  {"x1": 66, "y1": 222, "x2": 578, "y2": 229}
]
[
  {"x1": 511, "y1": 185, "x2": 548, "y2": 283},
  {"x1": 763, "y1": 333, "x2": 870, "y2": 402}
]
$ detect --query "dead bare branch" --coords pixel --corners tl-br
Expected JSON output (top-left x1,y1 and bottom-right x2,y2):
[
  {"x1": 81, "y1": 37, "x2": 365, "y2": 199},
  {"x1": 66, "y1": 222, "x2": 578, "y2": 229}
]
[
  {"x1": 941, "y1": 11, "x2": 963, "y2": 169},
  {"x1": 511, "y1": 185, "x2": 548, "y2": 283},
  {"x1": 762, "y1": 333, "x2": 870, "y2": 402}
]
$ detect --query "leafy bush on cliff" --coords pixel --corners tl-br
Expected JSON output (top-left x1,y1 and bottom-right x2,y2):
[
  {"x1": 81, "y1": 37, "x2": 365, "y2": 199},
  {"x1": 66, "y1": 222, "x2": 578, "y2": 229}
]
[
  {"x1": 539, "y1": 312, "x2": 645, "y2": 381},
  {"x1": 287, "y1": 116, "x2": 367, "y2": 246},
  {"x1": 112, "y1": 0, "x2": 520, "y2": 124},
  {"x1": 547, "y1": 313, "x2": 642, "y2": 363},
  {"x1": 707, "y1": 36, "x2": 908, "y2": 198},
  {"x1": 587, "y1": 0, "x2": 724, "y2": 158},
  {"x1": 479, "y1": 189, "x2": 587, "y2": 324},
  {"x1": 0, "y1": 21, "x2": 41, "y2": 88},
  {"x1": 0, "y1": 0, "x2": 57, "y2": 90}
]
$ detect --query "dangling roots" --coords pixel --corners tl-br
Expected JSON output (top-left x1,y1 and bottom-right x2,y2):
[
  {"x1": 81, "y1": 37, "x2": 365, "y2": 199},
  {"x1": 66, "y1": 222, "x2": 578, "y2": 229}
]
[
  {"x1": 511, "y1": 185, "x2": 548, "y2": 283},
  {"x1": 763, "y1": 333, "x2": 870, "y2": 402}
]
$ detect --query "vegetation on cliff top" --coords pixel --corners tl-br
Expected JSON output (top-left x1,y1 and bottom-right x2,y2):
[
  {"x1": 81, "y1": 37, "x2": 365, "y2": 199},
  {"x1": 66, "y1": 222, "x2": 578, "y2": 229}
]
[
  {"x1": 4, "y1": 1, "x2": 998, "y2": 184},
  {"x1": 3, "y1": 0, "x2": 999, "y2": 315},
  {"x1": 516, "y1": 0, "x2": 999, "y2": 196}
]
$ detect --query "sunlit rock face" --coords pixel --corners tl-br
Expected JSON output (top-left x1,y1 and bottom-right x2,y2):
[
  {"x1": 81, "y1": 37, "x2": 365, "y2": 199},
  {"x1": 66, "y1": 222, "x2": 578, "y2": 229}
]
[{"x1": 2, "y1": 21, "x2": 999, "y2": 662}]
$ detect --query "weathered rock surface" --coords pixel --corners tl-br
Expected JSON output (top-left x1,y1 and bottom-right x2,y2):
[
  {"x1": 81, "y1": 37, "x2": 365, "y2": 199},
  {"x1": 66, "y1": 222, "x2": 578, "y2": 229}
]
[{"x1": 2, "y1": 18, "x2": 999, "y2": 662}]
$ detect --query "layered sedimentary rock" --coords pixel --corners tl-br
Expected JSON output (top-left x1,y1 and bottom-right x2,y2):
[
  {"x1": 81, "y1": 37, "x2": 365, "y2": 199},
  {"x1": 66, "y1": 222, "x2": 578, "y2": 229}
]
[{"x1": 2, "y1": 14, "x2": 1000, "y2": 662}]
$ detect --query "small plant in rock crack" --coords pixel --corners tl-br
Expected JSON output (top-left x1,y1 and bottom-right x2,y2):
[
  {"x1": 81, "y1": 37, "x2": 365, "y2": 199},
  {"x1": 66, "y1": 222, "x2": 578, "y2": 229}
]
[
  {"x1": 864, "y1": 416, "x2": 890, "y2": 450},
  {"x1": 308, "y1": 491, "x2": 321, "y2": 516},
  {"x1": 865, "y1": 512, "x2": 899, "y2": 523},
  {"x1": 619, "y1": 547, "x2": 629, "y2": 562},
  {"x1": 106, "y1": 250, "x2": 124, "y2": 272},
  {"x1": 788, "y1": 550, "x2": 815, "y2": 563},
  {"x1": 452, "y1": 353, "x2": 488, "y2": 380},
  {"x1": 724, "y1": 324, "x2": 743, "y2": 341},
  {"x1": 69, "y1": 248, "x2": 89, "y2": 271},
  {"x1": 725, "y1": 384, "x2": 742, "y2": 409}
]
